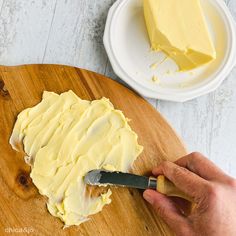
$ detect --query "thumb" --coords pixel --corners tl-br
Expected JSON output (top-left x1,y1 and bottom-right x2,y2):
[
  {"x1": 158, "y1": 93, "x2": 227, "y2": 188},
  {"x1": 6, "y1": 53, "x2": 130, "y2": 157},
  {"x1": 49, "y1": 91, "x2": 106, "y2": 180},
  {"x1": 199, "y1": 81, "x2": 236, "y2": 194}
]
[{"x1": 143, "y1": 189, "x2": 189, "y2": 233}]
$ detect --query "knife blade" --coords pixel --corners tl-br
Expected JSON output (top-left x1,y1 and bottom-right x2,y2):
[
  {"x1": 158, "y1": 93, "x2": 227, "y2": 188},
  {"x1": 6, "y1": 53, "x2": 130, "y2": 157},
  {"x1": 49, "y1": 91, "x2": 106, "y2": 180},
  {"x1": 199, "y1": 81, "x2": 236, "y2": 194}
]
[
  {"x1": 84, "y1": 169, "x2": 157, "y2": 190},
  {"x1": 84, "y1": 169, "x2": 192, "y2": 202}
]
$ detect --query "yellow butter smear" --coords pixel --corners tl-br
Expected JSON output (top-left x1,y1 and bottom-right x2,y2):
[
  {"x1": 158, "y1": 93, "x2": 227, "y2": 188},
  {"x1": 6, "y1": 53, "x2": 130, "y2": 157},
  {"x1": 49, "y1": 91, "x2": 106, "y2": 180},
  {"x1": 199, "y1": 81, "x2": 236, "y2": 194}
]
[{"x1": 10, "y1": 90, "x2": 143, "y2": 226}]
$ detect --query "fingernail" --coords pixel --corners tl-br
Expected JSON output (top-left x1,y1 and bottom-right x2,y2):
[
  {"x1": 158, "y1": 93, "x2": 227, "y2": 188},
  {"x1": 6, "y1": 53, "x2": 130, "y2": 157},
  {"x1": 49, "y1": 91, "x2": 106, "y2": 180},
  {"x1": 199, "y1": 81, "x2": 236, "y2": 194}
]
[{"x1": 143, "y1": 191, "x2": 154, "y2": 204}]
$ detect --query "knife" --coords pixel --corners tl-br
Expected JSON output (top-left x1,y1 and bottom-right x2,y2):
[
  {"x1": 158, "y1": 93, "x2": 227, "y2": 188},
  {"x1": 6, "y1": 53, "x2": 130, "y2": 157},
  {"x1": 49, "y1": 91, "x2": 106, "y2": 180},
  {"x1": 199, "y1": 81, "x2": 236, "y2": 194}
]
[{"x1": 84, "y1": 170, "x2": 192, "y2": 201}]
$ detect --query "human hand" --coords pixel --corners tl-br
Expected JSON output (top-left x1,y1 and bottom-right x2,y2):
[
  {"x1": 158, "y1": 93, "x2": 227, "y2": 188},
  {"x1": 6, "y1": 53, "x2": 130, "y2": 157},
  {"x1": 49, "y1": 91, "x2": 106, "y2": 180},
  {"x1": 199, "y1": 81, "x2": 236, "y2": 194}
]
[{"x1": 143, "y1": 152, "x2": 236, "y2": 236}]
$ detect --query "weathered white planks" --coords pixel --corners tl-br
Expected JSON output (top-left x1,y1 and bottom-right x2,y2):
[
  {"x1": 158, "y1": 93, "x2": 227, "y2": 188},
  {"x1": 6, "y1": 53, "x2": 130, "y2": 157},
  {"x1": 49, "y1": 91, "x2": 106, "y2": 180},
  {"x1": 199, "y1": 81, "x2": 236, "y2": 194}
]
[
  {"x1": 0, "y1": 0, "x2": 57, "y2": 65},
  {"x1": 0, "y1": 0, "x2": 235, "y2": 177}
]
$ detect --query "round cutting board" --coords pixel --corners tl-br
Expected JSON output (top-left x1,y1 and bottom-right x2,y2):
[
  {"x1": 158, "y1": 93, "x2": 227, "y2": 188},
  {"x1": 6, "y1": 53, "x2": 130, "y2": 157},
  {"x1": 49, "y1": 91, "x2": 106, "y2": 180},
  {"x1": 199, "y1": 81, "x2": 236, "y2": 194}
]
[{"x1": 0, "y1": 64, "x2": 186, "y2": 236}]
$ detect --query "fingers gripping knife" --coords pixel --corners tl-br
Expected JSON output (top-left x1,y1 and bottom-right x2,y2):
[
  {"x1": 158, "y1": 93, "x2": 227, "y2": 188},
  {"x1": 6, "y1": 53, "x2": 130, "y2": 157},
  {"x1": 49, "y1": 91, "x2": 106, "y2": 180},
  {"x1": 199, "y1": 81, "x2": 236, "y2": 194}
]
[{"x1": 84, "y1": 170, "x2": 192, "y2": 201}]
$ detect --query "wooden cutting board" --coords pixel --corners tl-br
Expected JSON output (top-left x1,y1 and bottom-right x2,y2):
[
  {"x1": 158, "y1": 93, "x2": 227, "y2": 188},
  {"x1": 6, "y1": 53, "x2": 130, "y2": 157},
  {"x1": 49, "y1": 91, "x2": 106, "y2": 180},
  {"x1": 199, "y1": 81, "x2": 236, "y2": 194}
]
[{"x1": 0, "y1": 64, "x2": 187, "y2": 236}]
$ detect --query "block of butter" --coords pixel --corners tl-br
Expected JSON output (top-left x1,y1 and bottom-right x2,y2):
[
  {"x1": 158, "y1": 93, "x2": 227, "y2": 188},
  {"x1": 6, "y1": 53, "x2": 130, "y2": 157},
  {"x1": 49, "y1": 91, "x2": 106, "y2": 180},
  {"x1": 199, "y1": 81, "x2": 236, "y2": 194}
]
[{"x1": 143, "y1": 0, "x2": 216, "y2": 71}]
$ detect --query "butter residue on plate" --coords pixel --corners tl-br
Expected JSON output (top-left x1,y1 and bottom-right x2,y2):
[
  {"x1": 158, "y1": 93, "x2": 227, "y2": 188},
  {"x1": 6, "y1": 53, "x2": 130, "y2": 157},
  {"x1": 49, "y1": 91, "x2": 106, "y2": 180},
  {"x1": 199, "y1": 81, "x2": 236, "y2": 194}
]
[
  {"x1": 149, "y1": 56, "x2": 168, "y2": 70},
  {"x1": 9, "y1": 90, "x2": 143, "y2": 227},
  {"x1": 151, "y1": 75, "x2": 160, "y2": 84}
]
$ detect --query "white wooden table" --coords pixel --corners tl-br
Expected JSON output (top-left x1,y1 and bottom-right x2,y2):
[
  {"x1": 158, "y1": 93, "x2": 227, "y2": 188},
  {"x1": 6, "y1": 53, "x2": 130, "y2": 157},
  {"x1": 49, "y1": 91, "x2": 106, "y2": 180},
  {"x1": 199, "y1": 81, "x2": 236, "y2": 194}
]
[{"x1": 1, "y1": 0, "x2": 235, "y2": 177}]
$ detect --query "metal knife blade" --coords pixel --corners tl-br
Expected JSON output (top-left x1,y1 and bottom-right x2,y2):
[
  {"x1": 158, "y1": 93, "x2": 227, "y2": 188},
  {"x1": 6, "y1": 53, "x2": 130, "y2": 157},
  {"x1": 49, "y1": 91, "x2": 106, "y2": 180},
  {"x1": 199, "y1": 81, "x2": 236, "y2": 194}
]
[{"x1": 84, "y1": 169, "x2": 157, "y2": 190}]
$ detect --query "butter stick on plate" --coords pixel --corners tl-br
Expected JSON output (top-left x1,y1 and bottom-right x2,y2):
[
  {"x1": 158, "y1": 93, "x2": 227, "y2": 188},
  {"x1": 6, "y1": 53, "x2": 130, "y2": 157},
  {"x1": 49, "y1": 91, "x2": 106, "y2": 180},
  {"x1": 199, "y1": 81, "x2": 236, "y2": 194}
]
[{"x1": 143, "y1": 0, "x2": 216, "y2": 71}]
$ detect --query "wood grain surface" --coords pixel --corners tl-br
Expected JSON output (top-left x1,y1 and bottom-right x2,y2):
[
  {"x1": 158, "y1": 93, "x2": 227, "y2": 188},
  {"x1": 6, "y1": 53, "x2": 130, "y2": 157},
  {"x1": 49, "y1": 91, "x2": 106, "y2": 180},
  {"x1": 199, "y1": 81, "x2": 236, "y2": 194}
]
[{"x1": 0, "y1": 64, "x2": 186, "y2": 236}]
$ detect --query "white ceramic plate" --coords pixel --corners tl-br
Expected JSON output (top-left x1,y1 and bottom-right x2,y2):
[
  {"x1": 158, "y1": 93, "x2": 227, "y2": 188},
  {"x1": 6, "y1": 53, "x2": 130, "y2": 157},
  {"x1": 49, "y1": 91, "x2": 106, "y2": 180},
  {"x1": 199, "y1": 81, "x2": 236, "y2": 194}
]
[{"x1": 104, "y1": 0, "x2": 236, "y2": 102}]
